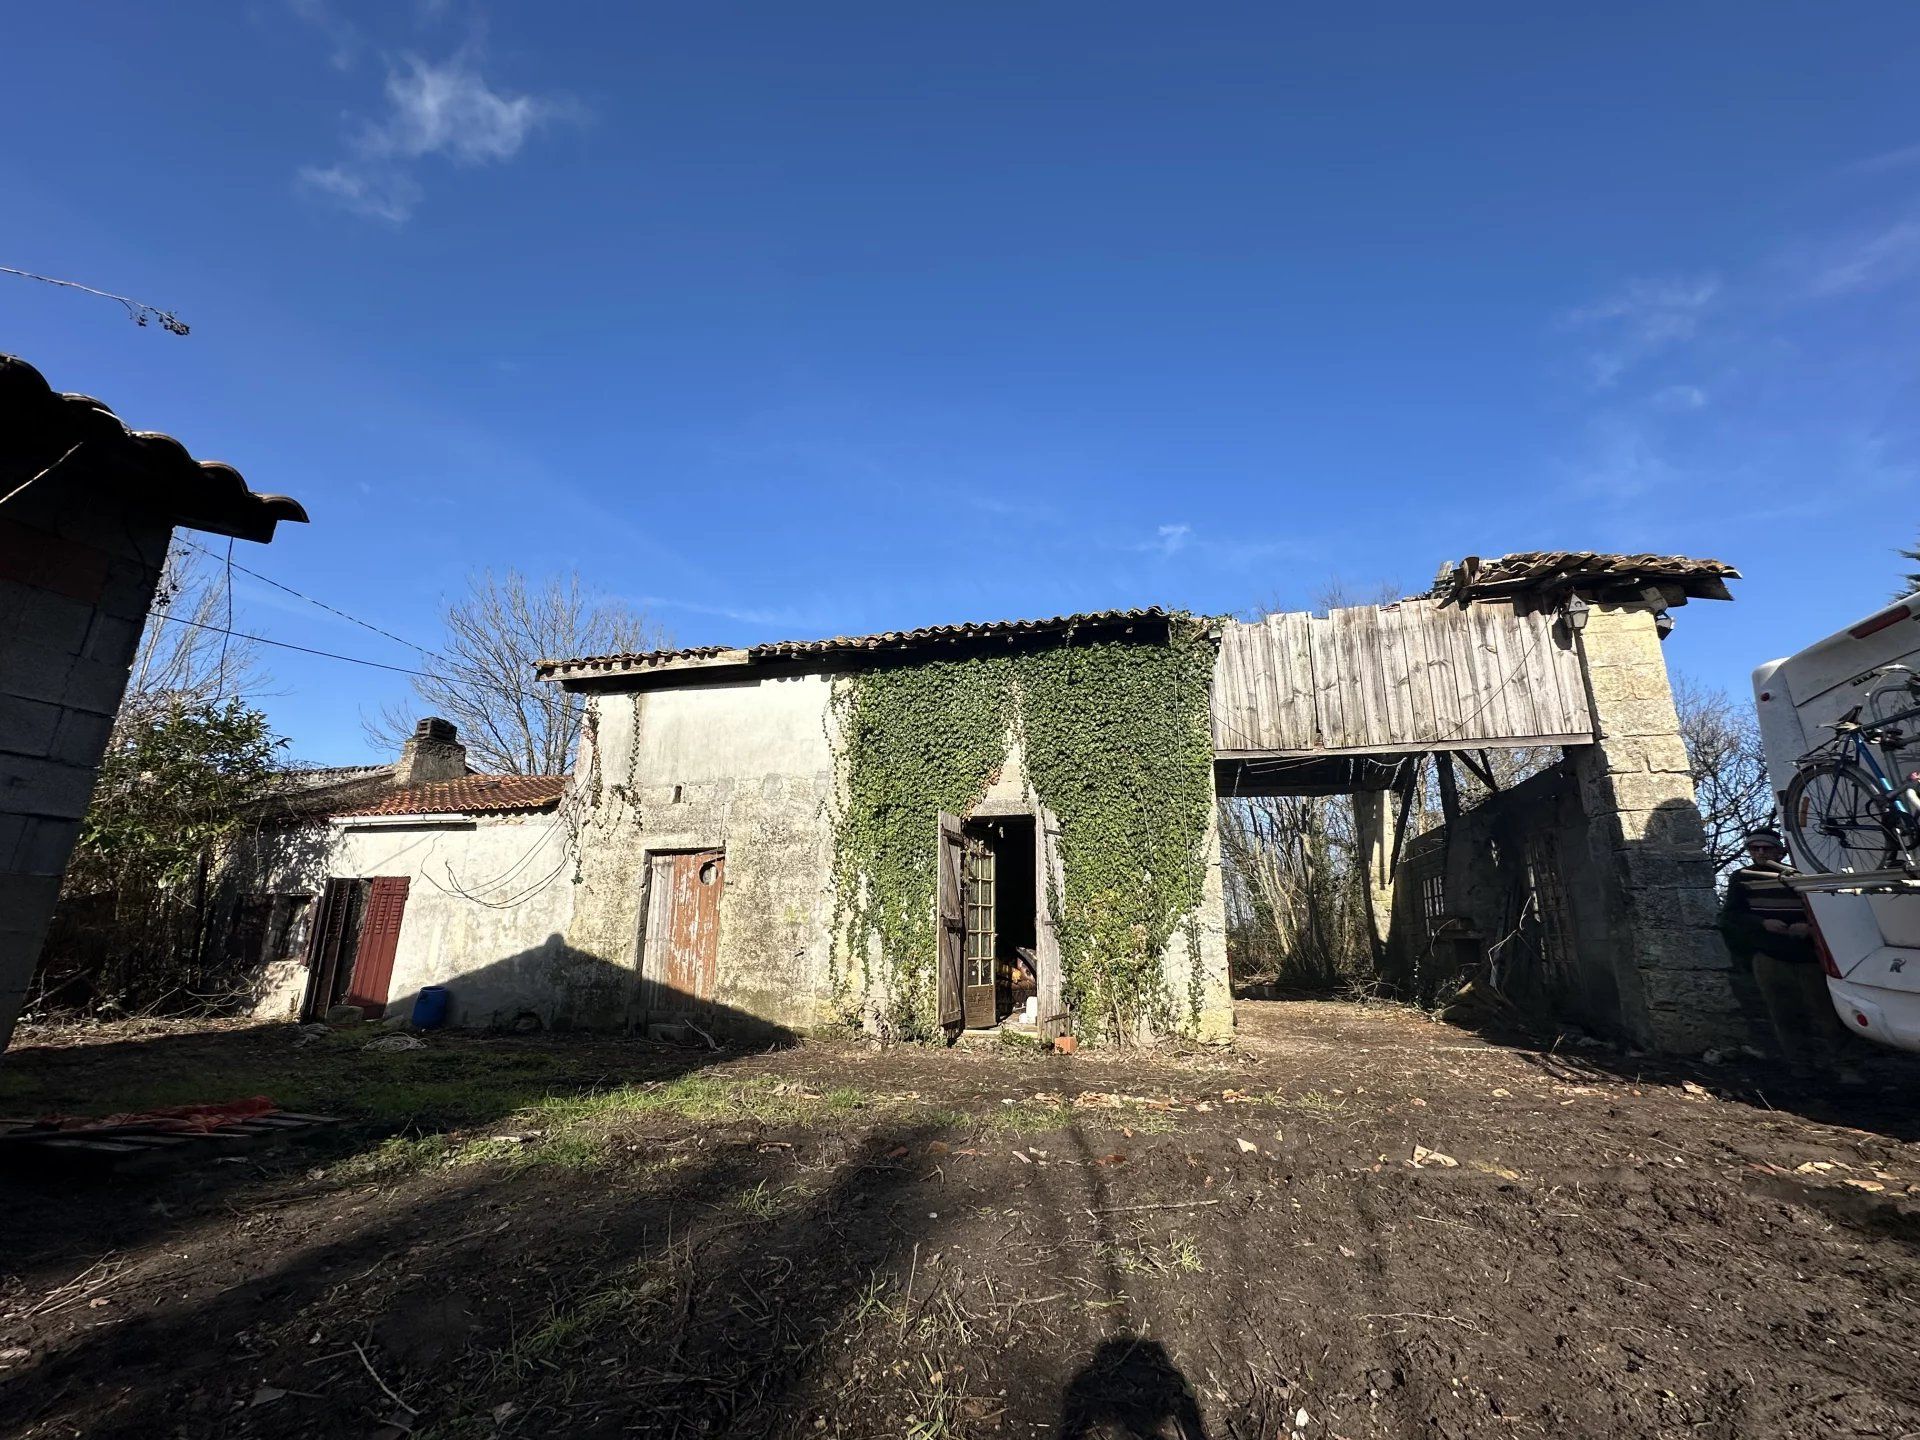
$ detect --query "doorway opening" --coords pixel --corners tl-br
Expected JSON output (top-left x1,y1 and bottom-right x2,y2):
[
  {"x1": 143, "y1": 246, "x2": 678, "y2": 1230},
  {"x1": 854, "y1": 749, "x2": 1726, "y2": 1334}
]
[
  {"x1": 959, "y1": 816, "x2": 1037, "y2": 1030},
  {"x1": 301, "y1": 875, "x2": 410, "y2": 1020}
]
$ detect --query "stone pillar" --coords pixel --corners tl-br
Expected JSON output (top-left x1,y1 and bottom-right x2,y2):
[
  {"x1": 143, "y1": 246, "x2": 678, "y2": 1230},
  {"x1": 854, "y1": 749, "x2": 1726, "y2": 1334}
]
[
  {"x1": 1569, "y1": 603, "x2": 1743, "y2": 1052},
  {"x1": 1352, "y1": 788, "x2": 1397, "y2": 959},
  {"x1": 0, "y1": 485, "x2": 170, "y2": 1050}
]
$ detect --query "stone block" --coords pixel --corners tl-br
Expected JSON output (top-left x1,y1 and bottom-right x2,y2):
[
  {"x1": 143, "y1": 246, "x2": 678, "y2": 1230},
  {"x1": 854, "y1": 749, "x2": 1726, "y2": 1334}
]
[
  {"x1": 1591, "y1": 695, "x2": 1687, "y2": 740},
  {"x1": 98, "y1": 554, "x2": 166, "y2": 623},
  {"x1": 11, "y1": 816, "x2": 81, "y2": 876},
  {"x1": 61, "y1": 653, "x2": 135, "y2": 718},
  {"x1": 3, "y1": 639, "x2": 77, "y2": 706},
  {"x1": 0, "y1": 872, "x2": 61, "y2": 927},
  {"x1": 1596, "y1": 732, "x2": 1692, "y2": 776},
  {"x1": 82, "y1": 610, "x2": 145, "y2": 668},
  {"x1": 0, "y1": 694, "x2": 62, "y2": 759},
  {"x1": 24, "y1": 591, "x2": 96, "y2": 656},
  {"x1": 1621, "y1": 921, "x2": 1730, "y2": 971},
  {"x1": 1591, "y1": 769, "x2": 1700, "y2": 816},
  {"x1": 48, "y1": 708, "x2": 115, "y2": 768},
  {"x1": 0, "y1": 753, "x2": 101, "y2": 822}
]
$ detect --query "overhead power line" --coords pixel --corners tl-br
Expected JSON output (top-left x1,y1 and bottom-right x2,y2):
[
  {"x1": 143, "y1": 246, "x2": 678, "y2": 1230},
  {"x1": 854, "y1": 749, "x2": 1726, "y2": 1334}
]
[
  {"x1": 175, "y1": 536, "x2": 444, "y2": 662},
  {"x1": 149, "y1": 612, "x2": 439, "y2": 679}
]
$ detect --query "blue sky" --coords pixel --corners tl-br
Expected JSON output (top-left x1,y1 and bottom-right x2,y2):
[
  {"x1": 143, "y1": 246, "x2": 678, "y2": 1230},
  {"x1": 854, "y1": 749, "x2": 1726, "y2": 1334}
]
[{"x1": 5, "y1": 3, "x2": 1917, "y2": 764}]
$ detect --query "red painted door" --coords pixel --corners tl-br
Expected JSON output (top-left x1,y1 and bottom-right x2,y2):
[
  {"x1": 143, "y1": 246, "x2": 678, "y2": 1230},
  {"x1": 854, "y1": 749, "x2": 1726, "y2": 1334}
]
[{"x1": 346, "y1": 877, "x2": 410, "y2": 1018}]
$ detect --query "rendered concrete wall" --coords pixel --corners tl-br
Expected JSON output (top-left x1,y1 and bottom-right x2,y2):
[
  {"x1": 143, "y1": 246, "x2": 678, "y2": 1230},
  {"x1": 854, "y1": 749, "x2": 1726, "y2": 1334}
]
[
  {"x1": 567, "y1": 674, "x2": 841, "y2": 1034},
  {"x1": 1570, "y1": 604, "x2": 1744, "y2": 1052},
  {"x1": 247, "y1": 814, "x2": 576, "y2": 1028},
  {"x1": 0, "y1": 484, "x2": 169, "y2": 1050}
]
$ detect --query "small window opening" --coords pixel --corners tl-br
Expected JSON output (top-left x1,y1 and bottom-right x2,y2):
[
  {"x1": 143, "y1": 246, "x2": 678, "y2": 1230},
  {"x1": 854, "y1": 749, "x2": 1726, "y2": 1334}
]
[{"x1": 671, "y1": 784, "x2": 684, "y2": 804}]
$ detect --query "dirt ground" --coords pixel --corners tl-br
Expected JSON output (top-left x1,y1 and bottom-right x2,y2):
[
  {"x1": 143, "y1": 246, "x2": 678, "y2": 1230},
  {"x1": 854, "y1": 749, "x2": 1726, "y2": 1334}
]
[{"x1": 3, "y1": 1002, "x2": 1919, "y2": 1440}]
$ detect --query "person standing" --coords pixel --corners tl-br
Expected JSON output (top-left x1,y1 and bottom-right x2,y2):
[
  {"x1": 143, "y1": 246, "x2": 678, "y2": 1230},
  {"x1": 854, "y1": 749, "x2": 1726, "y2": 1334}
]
[{"x1": 1718, "y1": 826, "x2": 1852, "y2": 1076}]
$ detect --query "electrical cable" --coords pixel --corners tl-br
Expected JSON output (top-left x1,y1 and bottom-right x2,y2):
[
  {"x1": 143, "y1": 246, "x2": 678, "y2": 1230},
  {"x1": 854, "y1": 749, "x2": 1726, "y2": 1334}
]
[{"x1": 146, "y1": 612, "x2": 441, "y2": 678}]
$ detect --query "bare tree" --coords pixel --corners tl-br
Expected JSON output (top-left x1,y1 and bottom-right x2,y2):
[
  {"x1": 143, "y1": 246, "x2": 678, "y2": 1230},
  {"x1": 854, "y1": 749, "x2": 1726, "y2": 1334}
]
[
  {"x1": 368, "y1": 569, "x2": 666, "y2": 775},
  {"x1": 124, "y1": 544, "x2": 265, "y2": 720},
  {"x1": 1672, "y1": 672, "x2": 1773, "y2": 872}
]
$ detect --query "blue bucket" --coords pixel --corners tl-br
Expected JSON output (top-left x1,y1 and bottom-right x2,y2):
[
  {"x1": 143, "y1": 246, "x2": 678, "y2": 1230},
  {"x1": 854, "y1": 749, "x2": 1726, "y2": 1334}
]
[{"x1": 410, "y1": 985, "x2": 450, "y2": 1030}]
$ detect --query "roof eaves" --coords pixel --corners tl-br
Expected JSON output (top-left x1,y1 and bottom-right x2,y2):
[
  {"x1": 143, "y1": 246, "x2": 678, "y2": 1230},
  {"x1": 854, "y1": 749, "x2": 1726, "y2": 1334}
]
[{"x1": 0, "y1": 355, "x2": 308, "y2": 543}]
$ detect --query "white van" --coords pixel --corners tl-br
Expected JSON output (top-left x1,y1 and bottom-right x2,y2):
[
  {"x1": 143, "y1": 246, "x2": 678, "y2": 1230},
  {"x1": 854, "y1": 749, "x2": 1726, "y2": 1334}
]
[{"x1": 1752, "y1": 593, "x2": 1920, "y2": 1053}]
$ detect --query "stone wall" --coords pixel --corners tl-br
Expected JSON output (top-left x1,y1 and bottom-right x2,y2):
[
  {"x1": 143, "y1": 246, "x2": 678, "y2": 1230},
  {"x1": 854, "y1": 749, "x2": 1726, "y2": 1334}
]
[
  {"x1": 0, "y1": 484, "x2": 169, "y2": 1049},
  {"x1": 1568, "y1": 603, "x2": 1744, "y2": 1052},
  {"x1": 1384, "y1": 603, "x2": 1746, "y2": 1054},
  {"x1": 564, "y1": 667, "x2": 1233, "y2": 1042}
]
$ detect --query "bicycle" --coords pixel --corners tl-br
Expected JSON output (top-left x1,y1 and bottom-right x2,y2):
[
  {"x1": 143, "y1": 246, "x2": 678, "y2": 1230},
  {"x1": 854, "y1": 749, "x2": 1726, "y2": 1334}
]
[{"x1": 1783, "y1": 664, "x2": 1920, "y2": 874}]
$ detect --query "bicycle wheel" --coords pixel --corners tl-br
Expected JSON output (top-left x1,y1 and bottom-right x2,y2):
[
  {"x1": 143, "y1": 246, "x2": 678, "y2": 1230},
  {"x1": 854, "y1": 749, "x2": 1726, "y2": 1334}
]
[{"x1": 1783, "y1": 760, "x2": 1899, "y2": 873}]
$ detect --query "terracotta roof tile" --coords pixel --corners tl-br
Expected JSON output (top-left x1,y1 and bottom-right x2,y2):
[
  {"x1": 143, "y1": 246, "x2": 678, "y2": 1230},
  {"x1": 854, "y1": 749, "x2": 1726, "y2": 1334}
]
[
  {"x1": 1428, "y1": 551, "x2": 1739, "y2": 606},
  {"x1": 330, "y1": 775, "x2": 567, "y2": 819},
  {"x1": 0, "y1": 355, "x2": 307, "y2": 543},
  {"x1": 538, "y1": 607, "x2": 1177, "y2": 680}
]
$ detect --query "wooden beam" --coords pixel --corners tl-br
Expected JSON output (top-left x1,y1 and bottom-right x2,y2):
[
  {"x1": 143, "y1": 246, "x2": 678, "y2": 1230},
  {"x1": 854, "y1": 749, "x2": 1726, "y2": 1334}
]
[
  {"x1": 1212, "y1": 732, "x2": 1591, "y2": 762},
  {"x1": 1436, "y1": 751, "x2": 1462, "y2": 830},
  {"x1": 1457, "y1": 749, "x2": 1499, "y2": 791}
]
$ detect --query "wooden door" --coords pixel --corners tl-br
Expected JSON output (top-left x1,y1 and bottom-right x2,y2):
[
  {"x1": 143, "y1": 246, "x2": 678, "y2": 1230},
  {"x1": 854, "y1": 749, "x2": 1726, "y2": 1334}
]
[
  {"x1": 641, "y1": 850, "x2": 725, "y2": 1015},
  {"x1": 1034, "y1": 807, "x2": 1068, "y2": 1041},
  {"x1": 302, "y1": 878, "x2": 361, "y2": 1021},
  {"x1": 962, "y1": 830, "x2": 998, "y2": 1029},
  {"x1": 936, "y1": 813, "x2": 965, "y2": 1034},
  {"x1": 346, "y1": 877, "x2": 410, "y2": 1019}
]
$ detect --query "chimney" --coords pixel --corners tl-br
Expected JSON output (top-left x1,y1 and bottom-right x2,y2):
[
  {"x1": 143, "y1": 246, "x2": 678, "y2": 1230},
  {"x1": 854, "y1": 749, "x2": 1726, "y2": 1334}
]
[{"x1": 396, "y1": 717, "x2": 467, "y2": 784}]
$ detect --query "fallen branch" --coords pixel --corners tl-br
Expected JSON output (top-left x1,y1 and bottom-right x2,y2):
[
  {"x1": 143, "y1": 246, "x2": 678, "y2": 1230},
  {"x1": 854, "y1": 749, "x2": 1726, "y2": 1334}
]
[
  {"x1": 352, "y1": 1342, "x2": 417, "y2": 1417},
  {"x1": 1087, "y1": 1199, "x2": 1223, "y2": 1215}
]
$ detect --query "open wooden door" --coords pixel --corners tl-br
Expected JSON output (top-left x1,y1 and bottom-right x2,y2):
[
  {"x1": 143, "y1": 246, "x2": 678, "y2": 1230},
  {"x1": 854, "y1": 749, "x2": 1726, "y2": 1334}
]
[
  {"x1": 302, "y1": 878, "x2": 363, "y2": 1021},
  {"x1": 936, "y1": 813, "x2": 965, "y2": 1035},
  {"x1": 1034, "y1": 807, "x2": 1068, "y2": 1041},
  {"x1": 961, "y1": 829, "x2": 998, "y2": 1029},
  {"x1": 640, "y1": 850, "x2": 725, "y2": 1019},
  {"x1": 346, "y1": 876, "x2": 409, "y2": 1019}
]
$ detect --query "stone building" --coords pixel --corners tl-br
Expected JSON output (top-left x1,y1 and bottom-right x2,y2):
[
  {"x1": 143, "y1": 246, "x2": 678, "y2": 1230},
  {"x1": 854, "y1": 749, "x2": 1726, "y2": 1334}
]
[
  {"x1": 214, "y1": 549, "x2": 1743, "y2": 1056},
  {"x1": 540, "y1": 610, "x2": 1232, "y2": 1044},
  {"x1": 0, "y1": 356, "x2": 304, "y2": 1051},
  {"x1": 233, "y1": 719, "x2": 571, "y2": 1027}
]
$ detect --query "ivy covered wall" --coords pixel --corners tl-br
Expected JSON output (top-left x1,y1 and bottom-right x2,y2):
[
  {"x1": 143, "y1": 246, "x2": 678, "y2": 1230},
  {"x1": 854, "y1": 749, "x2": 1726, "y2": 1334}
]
[{"x1": 827, "y1": 617, "x2": 1225, "y2": 1044}]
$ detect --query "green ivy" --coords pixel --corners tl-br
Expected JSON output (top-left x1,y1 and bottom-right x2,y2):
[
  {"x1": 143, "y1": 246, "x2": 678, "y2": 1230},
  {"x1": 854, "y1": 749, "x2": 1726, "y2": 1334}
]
[{"x1": 827, "y1": 619, "x2": 1216, "y2": 1044}]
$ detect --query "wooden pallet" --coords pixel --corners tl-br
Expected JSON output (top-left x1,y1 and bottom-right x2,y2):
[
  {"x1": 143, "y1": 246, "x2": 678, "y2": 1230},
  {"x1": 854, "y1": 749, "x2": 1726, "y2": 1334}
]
[{"x1": 0, "y1": 1111, "x2": 342, "y2": 1175}]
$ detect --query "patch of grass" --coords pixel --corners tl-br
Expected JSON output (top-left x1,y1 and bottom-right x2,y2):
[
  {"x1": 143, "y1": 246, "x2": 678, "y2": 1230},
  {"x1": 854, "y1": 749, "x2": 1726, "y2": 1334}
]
[
  {"x1": 494, "y1": 1264, "x2": 673, "y2": 1378},
  {"x1": 981, "y1": 1100, "x2": 1075, "y2": 1134},
  {"x1": 329, "y1": 1133, "x2": 453, "y2": 1180},
  {"x1": 732, "y1": 1179, "x2": 792, "y2": 1219},
  {"x1": 1284, "y1": 1089, "x2": 1348, "y2": 1118},
  {"x1": 531, "y1": 1074, "x2": 873, "y2": 1130},
  {"x1": 1099, "y1": 1230, "x2": 1205, "y2": 1277}
]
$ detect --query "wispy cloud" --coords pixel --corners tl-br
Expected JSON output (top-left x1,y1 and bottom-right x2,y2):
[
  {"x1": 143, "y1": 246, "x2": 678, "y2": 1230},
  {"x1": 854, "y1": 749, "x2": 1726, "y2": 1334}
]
[
  {"x1": 1651, "y1": 383, "x2": 1708, "y2": 413},
  {"x1": 299, "y1": 48, "x2": 570, "y2": 222},
  {"x1": 1802, "y1": 218, "x2": 1920, "y2": 297},
  {"x1": 632, "y1": 594, "x2": 827, "y2": 632},
  {"x1": 1562, "y1": 276, "x2": 1719, "y2": 388},
  {"x1": 286, "y1": 0, "x2": 363, "y2": 71},
  {"x1": 1146, "y1": 522, "x2": 1192, "y2": 556},
  {"x1": 1844, "y1": 141, "x2": 1920, "y2": 176}
]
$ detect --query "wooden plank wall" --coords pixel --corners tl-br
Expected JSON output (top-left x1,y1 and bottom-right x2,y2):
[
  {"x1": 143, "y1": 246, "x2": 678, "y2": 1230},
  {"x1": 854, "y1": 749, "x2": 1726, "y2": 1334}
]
[{"x1": 1211, "y1": 598, "x2": 1595, "y2": 756}]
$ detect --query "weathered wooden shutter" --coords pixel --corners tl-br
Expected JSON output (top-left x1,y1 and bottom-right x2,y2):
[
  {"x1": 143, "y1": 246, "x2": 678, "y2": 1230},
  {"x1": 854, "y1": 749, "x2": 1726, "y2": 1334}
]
[
  {"x1": 346, "y1": 876, "x2": 410, "y2": 1019},
  {"x1": 936, "y1": 812, "x2": 965, "y2": 1032},
  {"x1": 302, "y1": 879, "x2": 356, "y2": 1021}
]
